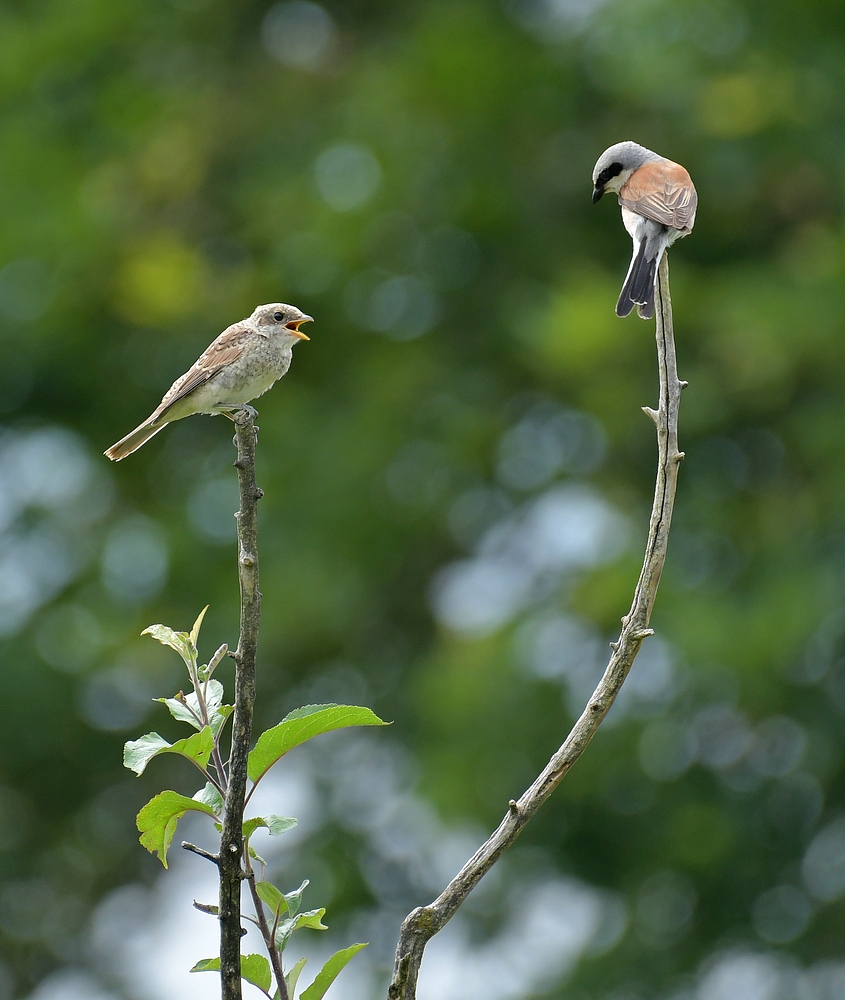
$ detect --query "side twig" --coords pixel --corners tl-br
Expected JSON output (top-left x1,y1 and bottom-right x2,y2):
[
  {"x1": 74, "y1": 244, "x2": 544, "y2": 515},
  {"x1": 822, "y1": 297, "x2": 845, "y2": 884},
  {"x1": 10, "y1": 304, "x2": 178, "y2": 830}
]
[
  {"x1": 245, "y1": 866, "x2": 289, "y2": 1000},
  {"x1": 219, "y1": 410, "x2": 264, "y2": 1000},
  {"x1": 388, "y1": 255, "x2": 685, "y2": 1000}
]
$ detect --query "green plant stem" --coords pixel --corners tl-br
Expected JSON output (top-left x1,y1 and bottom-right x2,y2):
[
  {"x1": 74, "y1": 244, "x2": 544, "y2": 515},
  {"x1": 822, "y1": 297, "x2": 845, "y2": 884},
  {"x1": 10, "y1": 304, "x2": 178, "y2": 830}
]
[
  {"x1": 211, "y1": 744, "x2": 229, "y2": 794},
  {"x1": 189, "y1": 658, "x2": 229, "y2": 793},
  {"x1": 388, "y1": 256, "x2": 686, "y2": 1000},
  {"x1": 219, "y1": 410, "x2": 263, "y2": 1000},
  {"x1": 244, "y1": 857, "x2": 289, "y2": 1000}
]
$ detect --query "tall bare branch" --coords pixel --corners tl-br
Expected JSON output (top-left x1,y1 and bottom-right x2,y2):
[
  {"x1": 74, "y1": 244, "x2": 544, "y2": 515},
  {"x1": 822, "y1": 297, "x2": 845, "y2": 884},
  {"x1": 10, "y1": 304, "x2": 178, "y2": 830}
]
[
  {"x1": 219, "y1": 410, "x2": 263, "y2": 1000},
  {"x1": 388, "y1": 255, "x2": 685, "y2": 1000}
]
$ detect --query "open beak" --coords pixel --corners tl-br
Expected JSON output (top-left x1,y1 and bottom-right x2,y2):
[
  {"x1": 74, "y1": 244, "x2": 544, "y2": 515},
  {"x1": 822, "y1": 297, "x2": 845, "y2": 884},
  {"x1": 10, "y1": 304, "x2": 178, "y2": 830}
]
[
  {"x1": 592, "y1": 185, "x2": 604, "y2": 204},
  {"x1": 286, "y1": 315, "x2": 313, "y2": 341}
]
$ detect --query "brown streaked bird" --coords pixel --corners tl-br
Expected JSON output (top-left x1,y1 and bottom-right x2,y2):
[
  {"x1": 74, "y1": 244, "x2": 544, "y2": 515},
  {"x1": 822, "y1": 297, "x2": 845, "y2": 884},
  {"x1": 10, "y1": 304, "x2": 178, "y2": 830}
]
[
  {"x1": 591, "y1": 142, "x2": 697, "y2": 319},
  {"x1": 104, "y1": 303, "x2": 312, "y2": 461}
]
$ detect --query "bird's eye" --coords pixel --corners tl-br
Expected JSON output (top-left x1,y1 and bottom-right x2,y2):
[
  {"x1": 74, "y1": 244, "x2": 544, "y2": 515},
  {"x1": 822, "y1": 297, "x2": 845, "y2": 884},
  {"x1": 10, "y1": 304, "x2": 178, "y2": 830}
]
[{"x1": 273, "y1": 311, "x2": 285, "y2": 322}]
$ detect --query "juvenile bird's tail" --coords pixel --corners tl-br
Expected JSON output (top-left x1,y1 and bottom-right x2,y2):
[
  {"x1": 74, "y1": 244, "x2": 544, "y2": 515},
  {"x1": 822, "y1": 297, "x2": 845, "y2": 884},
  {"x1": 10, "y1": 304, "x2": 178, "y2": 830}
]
[
  {"x1": 616, "y1": 236, "x2": 664, "y2": 320},
  {"x1": 104, "y1": 418, "x2": 166, "y2": 462}
]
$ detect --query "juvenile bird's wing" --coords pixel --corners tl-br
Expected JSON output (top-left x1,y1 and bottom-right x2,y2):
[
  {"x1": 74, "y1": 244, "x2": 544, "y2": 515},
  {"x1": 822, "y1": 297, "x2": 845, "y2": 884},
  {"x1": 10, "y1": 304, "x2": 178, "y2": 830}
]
[
  {"x1": 619, "y1": 160, "x2": 697, "y2": 233},
  {"x1": 153, "y1": 322, "x2": 252, "y2": 420}
]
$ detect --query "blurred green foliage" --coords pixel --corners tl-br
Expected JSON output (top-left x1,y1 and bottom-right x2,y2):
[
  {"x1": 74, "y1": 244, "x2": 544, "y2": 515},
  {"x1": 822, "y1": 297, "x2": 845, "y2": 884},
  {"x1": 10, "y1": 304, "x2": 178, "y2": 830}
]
[{"x1": 3, "y1": 0, "x2": 845, "y2": 997}]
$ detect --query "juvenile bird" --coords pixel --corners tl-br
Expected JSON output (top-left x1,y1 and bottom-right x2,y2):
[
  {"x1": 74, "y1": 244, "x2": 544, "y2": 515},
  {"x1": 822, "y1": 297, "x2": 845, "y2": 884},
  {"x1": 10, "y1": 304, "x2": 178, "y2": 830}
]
[
  {"x1": 104, "y1": 303, "x2": 312, "y2": 461},
  {"x1": 592, "y1": 142, "x2": 697, "y2": 319}
]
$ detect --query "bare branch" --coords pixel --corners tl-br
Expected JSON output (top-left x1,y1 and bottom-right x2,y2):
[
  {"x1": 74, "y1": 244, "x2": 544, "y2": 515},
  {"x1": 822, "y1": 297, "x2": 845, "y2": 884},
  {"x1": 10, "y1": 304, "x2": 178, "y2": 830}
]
[
  {"x1": 182, "y1": 842, "x2": 220, "y2": 865},
  {"x1": 219, "y1": 409, "x2": 263, "y2": 1000},
  {"x1": 388, "y1": 255, "x2": 685, "y2": 1000},
  {"x1": 194, "y1": 900, "x2": 220, "y2": 914}
]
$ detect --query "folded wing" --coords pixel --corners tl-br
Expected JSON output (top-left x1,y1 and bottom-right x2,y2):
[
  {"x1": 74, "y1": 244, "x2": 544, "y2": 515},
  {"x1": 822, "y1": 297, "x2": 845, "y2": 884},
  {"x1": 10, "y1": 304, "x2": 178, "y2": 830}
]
[
  {"x1": 619, "y1": 160, "x2": 697, "y2": 234},
  {"x1": 153, "y1": 323, "x2": 250, "y2": 420}
]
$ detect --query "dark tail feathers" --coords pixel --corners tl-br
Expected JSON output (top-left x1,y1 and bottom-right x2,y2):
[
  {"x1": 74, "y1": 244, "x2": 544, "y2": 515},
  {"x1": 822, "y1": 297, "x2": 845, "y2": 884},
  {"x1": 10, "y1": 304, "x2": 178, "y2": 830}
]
[{"x1": 616, "y1": 241, "x2": 659, "y2": 320}]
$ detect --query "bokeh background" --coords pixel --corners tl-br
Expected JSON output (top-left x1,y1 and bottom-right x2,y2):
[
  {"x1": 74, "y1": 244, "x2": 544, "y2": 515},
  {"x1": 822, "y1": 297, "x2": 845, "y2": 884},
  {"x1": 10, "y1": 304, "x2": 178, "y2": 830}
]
[{"x1": 3, "y1": 0, "x2": 845, "y2": 997}]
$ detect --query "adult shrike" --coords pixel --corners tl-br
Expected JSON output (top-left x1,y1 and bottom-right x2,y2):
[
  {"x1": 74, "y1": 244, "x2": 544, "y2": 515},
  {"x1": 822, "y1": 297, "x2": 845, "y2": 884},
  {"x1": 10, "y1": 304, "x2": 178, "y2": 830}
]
[{"x1": 592, "y1": 141, "x2": 697, "y2": 319}]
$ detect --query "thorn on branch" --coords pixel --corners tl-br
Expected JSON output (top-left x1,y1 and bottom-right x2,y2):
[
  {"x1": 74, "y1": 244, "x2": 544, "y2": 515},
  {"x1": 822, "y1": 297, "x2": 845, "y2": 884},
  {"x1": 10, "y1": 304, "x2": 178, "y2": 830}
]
[
  {"x1": 673, "y1": 451, "x2": 685, "y2": 463},
  {"x1": 679, "y1": 380, "x2": 689, "y2": 389},
  {"x1": 641, "y1": 405, "x2": 659, "y2": 424},
  {"x1": 508, "y1": 799, "x2": 519, "y2": 817},
  {"x1": 182, "y1": 842, "x2": 220, "y2": 865}
]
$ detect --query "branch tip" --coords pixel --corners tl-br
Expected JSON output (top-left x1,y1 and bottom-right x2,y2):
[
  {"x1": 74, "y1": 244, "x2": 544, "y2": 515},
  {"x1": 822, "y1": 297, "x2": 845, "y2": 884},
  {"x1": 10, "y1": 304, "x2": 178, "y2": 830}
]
[{"x1": 182, "y1": 842, "x2": 220, "y2": 865}]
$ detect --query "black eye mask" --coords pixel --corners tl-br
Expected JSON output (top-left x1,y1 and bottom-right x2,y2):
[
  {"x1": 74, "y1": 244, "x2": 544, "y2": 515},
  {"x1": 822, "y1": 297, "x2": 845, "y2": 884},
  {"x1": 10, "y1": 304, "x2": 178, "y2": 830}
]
[{"x1": 596, "y1": 162, "x2": 624, "y2": 188}]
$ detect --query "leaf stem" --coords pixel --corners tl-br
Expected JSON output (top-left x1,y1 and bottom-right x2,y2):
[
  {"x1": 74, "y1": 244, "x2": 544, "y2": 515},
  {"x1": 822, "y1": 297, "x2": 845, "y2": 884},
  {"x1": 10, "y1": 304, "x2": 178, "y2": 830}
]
[{"x1": 192, "y1": 762, "x2": 224, "y2": 796}]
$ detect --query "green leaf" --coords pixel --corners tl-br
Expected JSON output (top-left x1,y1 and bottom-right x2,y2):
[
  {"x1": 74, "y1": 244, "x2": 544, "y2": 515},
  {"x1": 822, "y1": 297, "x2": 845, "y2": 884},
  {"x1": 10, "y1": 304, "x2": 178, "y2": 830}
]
[
  {"x1": 248, "y1": 705, "x2": 388, "y2": 784},
  {"x1": 241, "y1": 954, "x2": 272, "y2": 994},
  {"x1": 285, "y1": 957, "x2": 307, "y2": 999},
  {"x1": 255, "y1": 881, "x2": 288, "y2": 918},
  {"x1": 124, "y1": 727, "x2": 213, "y2": 776},
  {"x1": 137, "y1": 790, "x2": 217, "y2": 868},
  {"x1": 243, "y1": 815, "x2": 298, "y2": 840},
  {"x1": 142, "y1": 623, "x2": 192, "y2": 663},
  {"x1": 212, "y1": 704, "x2": 235, "y2": 738},
  {"x1": 190, "y1": 958, "x2": 220, "y2": 973},
  {"x1": 194, "y1": 782, "x2": 224, "y2": 813},
  {"x1": 284, "y1": 879, "x2": 309, "y2": 916},
  {"x1": 154, "y1": 692, "x2": 202, "y2": 729},
  {"x1": 191, "y1": 954, "x2": 271, "y2": 994},
  {"x1": 190, "y1": 605, "x2": 209, "y2": 650},
  {"x1": 155, "y1": 680, "x2": 233, "y2": 737},
  {"x1": 299, "y1": 943, "x2": 368, "y2": 1000},
  {"x1": 274, "y1": 907, "x2": 327, "y2": 952}
]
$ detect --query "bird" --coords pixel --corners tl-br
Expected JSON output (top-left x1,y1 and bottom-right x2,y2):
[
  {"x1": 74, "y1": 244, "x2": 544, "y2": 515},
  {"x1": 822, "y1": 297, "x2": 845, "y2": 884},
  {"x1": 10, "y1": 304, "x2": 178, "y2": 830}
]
[
  {"x1": 104, "y1": 302, "x2": 312, "y2": 461},
  {"x1": 591, "y1": 141, "x2": 697, "y2": 320}
]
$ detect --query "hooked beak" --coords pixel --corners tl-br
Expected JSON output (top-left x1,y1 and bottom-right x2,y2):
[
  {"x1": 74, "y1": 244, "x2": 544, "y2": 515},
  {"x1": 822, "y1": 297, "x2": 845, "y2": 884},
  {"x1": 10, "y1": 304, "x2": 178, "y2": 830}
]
[
  {"x1": 286, "y1": 315, "x2": 313, "y2": 341},
  {"x1": 592, "y1": 185, "x2": 604, "y2": 204}
]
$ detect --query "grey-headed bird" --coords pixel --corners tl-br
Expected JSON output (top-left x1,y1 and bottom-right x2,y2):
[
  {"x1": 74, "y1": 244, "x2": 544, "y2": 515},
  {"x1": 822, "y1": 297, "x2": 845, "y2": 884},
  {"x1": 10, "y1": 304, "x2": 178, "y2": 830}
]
[
  {"x1": 105, "y1": 303, "x2": 312, "y2": 461},
  {"x1": 592, "y1": 142, "x2": 697, "y2": 319}
]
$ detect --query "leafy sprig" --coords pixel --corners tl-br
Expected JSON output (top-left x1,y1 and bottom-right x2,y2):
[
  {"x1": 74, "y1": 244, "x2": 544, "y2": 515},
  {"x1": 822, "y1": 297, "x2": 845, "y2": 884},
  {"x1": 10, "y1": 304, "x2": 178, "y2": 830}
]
[{"x1": 124, "y1": 608, "x2": 386, "y2": 999}]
